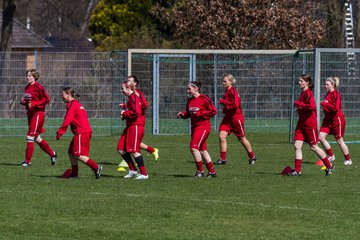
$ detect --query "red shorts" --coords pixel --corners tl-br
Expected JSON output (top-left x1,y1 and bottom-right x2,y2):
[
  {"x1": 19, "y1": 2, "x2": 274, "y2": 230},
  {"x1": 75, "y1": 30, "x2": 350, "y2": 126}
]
[
  {"x1": 294, "y1": 128, "x2": 319, "y2": 145},
  {"x1": 68, "y1": 132, "x2": 92, "y2": 156},
  {"x1": 320, "y1": 117, "x2": 345, "y2": 140},
  {"x1": 27, "y1": 112, "x2": 45, "y2": 136},
  {"x1": 190, "y1": 129, "x2": 210, "y2": 151},
  {"x1": 117, "y1": 125, "x2": 144, "y2": 153},
  {"x1": 219, "y1": 117, "x2": 245, "y2": 137}
]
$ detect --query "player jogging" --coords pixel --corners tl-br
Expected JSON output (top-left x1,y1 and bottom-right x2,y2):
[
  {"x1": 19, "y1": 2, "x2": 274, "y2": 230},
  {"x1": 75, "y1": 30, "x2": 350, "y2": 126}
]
[
  {"x1": 177, "y1": 81, "x2": 217, "y2": 178},
  {"x1": 289, "y1": 74, "x2": 333, "y2": 176},
  {"x1": 117, "y1": 81, "x2": 149, "y2": 180},
  {"x1": 56, "y1": 87, "x2": 102, "y2": 179},
  {"x1": 319, "y1": 77, "x2": 352, "y2": 166},
  {"x1": 120, "y1": 75, "x2": 159, "y2": 162},
  {"x1": 19, "y1": 69, "x2": 57, "y2": 167},
  {"x1": 216, "y1": 73, "x2": 256, "y2": 165}
]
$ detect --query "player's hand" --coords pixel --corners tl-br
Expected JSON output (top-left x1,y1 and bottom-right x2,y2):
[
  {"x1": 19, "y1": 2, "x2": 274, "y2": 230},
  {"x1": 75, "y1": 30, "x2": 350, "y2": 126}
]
[
  {"x1": 177, "y1": 112, "x2": 184, "y2": 118},
  {"x1": 20, "y1": 98, "x2": 27, "y2": 105},
  {"x1": 119, "y1": 103, "x2": 126, "y2": 108},
  {"x1": 219, "y1": 98, "x2": 225, "y2": 104},
  {"x1": 56, "y1": 132, "x2": 62, "y2": 140}
]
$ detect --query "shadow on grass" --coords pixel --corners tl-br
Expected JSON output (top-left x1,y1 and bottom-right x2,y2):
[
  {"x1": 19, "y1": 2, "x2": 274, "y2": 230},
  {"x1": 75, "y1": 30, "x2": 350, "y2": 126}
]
[
  {"x1": 0, "y1": 162, "x2": 21, "y2": 167},
  {"x1": 33, "y1": 173, "x2": 118, "y2": 179}
]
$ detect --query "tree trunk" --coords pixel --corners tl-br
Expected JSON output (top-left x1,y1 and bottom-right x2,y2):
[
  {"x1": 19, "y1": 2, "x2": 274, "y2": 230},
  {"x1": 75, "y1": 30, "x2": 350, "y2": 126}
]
[{"x1": 0, "y1": 0, "x2": 16, "y2": 118}]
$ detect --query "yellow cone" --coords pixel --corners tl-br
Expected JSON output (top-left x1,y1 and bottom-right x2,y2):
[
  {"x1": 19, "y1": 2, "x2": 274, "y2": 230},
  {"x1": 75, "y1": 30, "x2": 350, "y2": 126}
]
[
  {"x1": 118, "y1": 160, "x2": 128, "y2": 167},
  {"x1": 321, "y1": 166, "x2": 326, "y2": 170},
  {"x1": 117, "y1": 167, "x2": 127, "y2": 172}
]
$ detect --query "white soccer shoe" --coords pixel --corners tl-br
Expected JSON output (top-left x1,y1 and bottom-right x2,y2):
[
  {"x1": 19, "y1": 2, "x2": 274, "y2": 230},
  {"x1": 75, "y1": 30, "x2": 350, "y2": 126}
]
[
  {"x1": 123, "y1": 170, "x2": 138, "y2": 179},
  {"x1": 344, "y1": 160, "x2": 352, "y2": 166},
  {"x1": 135, "y1": 174, "x2": 149, "y2": 180}
]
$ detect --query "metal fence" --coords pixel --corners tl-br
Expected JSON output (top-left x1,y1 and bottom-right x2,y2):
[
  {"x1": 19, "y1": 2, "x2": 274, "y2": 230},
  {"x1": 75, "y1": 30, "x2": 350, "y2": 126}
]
[{"x1": 0, "y1": 49, "x2": 359, "y2": 139}]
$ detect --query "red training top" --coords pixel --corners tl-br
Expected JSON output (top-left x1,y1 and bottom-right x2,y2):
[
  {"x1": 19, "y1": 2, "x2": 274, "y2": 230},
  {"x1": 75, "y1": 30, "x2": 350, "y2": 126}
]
[
  {"x1": 321, "y1": 89, "x2": 344, "y2": 127},
  {"x1": 23, "y1": 82, "x2": 50, "y2": 116},
  {"x1": 122, "y1": 93, "x2": 145, "y2": 127},
  {"x1": 294, "y1": 88, "x2": 317, "y2": 129},
  {"x1": 220, "y1": 86, "x2": 243, "y2": 119},
  {"x1": 179, "y1": 94, "x2": 217, "y2": 131},
  {"x1": 58, "y1": 100, "x2": 92, "y2": 135}
]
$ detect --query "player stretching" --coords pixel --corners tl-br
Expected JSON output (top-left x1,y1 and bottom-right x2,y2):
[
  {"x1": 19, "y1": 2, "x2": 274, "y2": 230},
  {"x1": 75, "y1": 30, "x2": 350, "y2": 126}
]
[
  {"x1": 216, "y1": 74, "x2": 256, "y2": 165},
  {"x1": 117, "y1": 81, "x2": 149, "y2": 180},
  {"x1": 56, "y1": 87, "x2": 102, "y2": 179},
  {"x1": 177, "y1": 81, "x2": 217, "y2": 178},
  {"x1": 319, "y1": 77, "x2": 352, "y2": 166},
  {"x1": 289, "y1": 74, "x2": 333, "y2": 176},
  {"x1": 19, "y1": 69, "x2": 57, "y2": 167},
  {"x1": 120, "y1": 75, "x2": 159, "y2": 162}
]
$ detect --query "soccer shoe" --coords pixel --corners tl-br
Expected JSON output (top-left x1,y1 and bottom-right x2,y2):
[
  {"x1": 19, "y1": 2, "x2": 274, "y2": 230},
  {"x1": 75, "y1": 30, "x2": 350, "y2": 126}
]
[
  {"x1": 124, "y1": 170, "x2": 138, "y2": 179},
  {"x1": 207, "y1": 172, "x2": 217, "y2": 178},
  {"x1": 135, "y1": 174, "x2": 149, "y2": 180},
  {"x1": 152, "y1": 148, "x2": 159, "y2": 162},
  {"x1": 325, "y1": 165, "x2": 334, "y2": 176},
  {"x1": 344, "y1": 159, "x2": 352, "y2": 166},
  {"x1": 94, "y1": 165, "x2": 103, "y2": 179},
  {"x1": 248, "y1": 156, "x2": 257, "y2": 165},
  {"x1": 215, "y1": 159, "x2": 227, "y2": 165},
  {"x1": 50, "y1": 151, "x2": 57, "y2": 165},
  {"x1": 20, "y1": 161, "x2": 31, "y2": 167},
  {"x1": 194, "y1": 170, "x2": 204, "y2": 178},
  {"x1": 287, "y1": 170, "x2": 301, "y2": 176},
  {"x1": 328, "y1": 155, "x2": 335, "y2": 162}
]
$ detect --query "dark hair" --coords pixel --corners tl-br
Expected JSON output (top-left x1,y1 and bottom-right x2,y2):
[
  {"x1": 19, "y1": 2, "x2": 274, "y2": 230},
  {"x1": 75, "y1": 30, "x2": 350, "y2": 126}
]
[
  {"x1": 128, "y1": 75, "x2": 139, "y2": 85},
  {"x1": 300, "y1": 74, "x2": 314, "y2": 91},
  {"x1": 189, "y1": 81, "x2": 201, "y2": 92},
  {"x1": 26, "y1": 69, "x2": 39, "y2": 81},
  {"x1": 62, "y1": 87, "x2": 80, "y2": 99}
]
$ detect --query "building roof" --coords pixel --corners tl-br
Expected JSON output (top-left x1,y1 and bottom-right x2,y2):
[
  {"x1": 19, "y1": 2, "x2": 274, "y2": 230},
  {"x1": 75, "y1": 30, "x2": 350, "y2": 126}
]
[{"x1": 0, "y1": 11, "x2": 52, "y2": 50}]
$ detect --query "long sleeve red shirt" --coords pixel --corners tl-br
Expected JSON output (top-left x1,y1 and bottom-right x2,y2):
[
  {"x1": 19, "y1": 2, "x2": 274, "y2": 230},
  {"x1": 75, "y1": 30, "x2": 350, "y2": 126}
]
[
  {"x1": 179, "y1": 94, "x2": 217, "y2": 132},
  {"x1": 220, "y1": 86, "x2": 243, "y2": 119},
  {"x1": 321, "y1": 89, "x2": 344, "y2": 127},
  {"x1": 122, "y1": 93, "x2": 145, "y2": 127},
  {"x1": 295, "y1": 88, "x2": 317, "y2": 129},
  {"x1": 23, "y1": 82, "x2": 50, "y2": 116},
  {"x1": 58, "y1": 100, "x2": 92, "y2": 135}
]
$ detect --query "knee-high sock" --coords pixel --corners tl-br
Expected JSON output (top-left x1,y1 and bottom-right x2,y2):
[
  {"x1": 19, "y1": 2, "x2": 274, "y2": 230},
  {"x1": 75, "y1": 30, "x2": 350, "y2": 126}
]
[{"x1": 134, "y1": 155, "x2": 147, "y2": 176}]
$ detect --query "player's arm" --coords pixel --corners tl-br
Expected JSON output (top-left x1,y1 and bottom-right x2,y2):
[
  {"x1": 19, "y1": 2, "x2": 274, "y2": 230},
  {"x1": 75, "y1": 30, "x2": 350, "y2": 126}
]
[{"x1": 57, "y1": 103, "x2": 76, "y2": 137}]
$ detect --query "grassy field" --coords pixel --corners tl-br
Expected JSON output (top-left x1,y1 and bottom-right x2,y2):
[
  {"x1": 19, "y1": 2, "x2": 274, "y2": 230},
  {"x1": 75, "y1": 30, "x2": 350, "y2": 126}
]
[{"x1": 0, "y1": 133, "x2": 360, "y2": 239}]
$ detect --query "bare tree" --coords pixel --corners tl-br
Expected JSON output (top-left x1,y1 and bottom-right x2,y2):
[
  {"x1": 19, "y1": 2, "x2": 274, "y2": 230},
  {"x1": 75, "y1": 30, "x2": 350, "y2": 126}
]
[{"x1": 0, "y1": 0, "x2": 16, "y2": 118}]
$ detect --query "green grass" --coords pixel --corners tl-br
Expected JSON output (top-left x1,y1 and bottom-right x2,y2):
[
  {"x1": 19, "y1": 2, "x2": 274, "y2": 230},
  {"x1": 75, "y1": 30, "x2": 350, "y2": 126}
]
[{"x1": 1, "y1": 133, "x2": 360, "y2": 239}]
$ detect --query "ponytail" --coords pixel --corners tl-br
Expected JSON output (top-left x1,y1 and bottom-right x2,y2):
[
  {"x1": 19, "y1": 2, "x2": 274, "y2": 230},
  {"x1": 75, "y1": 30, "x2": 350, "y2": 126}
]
[{"x1": 62, "y1": 87, "x2": 80, "y2": 99}]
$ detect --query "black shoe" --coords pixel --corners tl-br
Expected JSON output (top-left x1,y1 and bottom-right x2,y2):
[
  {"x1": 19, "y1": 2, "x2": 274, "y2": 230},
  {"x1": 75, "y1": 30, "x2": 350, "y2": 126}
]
[
  {"x1": 248, "y1": 156, "x2": 256, "y2": 165},
  {"x1": 287, "y1": 170, "x2": 301, "y2": 176},
  {"x1": 50, "y1": 152, "x2": 57, "y2": 166},
  {"x1": 194, "y1": 170, "x2": 204, "y2": 178},
  {"x1": 207, "y1": 172, "x2": 217, "y2": 178},
  {"x1": 20, "y1": 161, "x2": 31, "y2": 167},
  {"x1": 325, "y1": 165, "x2": 333, "y2": 176},
  {"x1": 215, "y1": 159, "x2": 227, "y2": 165},
  {"x1": 95, "y1": 165, "x2": 103, "y2": 179}
]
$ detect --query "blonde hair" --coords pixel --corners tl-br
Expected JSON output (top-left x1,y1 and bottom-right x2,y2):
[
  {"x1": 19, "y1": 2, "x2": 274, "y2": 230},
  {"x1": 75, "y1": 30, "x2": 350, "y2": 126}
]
[
  {"x1": 223, "y1": 73, "x2": 236, "y2": 84},
  {"x1": 26, "y1": 69, "x2": 39, "y2": 81},
  {"x1": 326, "y1": 77, "x2": 340, "y2": 88}
]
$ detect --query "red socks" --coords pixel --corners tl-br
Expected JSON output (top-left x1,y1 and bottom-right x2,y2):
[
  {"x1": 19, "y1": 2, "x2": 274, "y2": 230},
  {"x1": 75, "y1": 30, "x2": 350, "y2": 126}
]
[
  {"x1": 146, "y1": 146, "x2": 155, "y2": 153},
  {"x1": 195, "y1": 161, "x2": 203, "y2": 172},
  {"x1": 205, "y1": 162, "x2": 215, "y2": 174},
  {"x1": 25, "y1": 142, "x2": 34, "y2": 163},
  {"x1": 294, "y1": 159, "x2": 302, "y2": 172},
  {"x1": 220, "y1": 152, "x2": 226, "y2": 161},
  {"x1": 37, "y1": 140, "x2": 55, "y2": 157},
  {"x1": 86, "y1": 159, "x2": 99, "y2": 171}
]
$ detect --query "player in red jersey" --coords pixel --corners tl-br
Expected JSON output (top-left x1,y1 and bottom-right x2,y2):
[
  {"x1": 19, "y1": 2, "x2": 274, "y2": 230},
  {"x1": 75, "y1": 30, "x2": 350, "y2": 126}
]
[
  {"x1": 216, "y1": 74, "x2": 256, "y2": 165},
  {"x1": 19, "y1": 69, "x2": 57, "y2": 167},
  {"x1": 56, "y1": 87, "x2": 102, "y2": 179},
  {"x1": 319, "y1": 77, "x2": 352, "y2": 166},
  {"x1": 289, "y1": 74, "x2": 333, "y2": 176},
  {"x1": 117, "y1": 81, "x2": 149, "y2": 180},
  {"x1": 119, "y1": 75, "x2": 159, "y2": 162},
  {"x1": 177, "y1": 81, "x2": 217, "y2": 178}
]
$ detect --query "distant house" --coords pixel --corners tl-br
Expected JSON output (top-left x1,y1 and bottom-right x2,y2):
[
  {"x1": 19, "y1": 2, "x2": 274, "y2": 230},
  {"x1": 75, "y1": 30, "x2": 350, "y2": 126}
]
[{"x1": 0, "y1": 11, "x2": 53, "y2": 51}]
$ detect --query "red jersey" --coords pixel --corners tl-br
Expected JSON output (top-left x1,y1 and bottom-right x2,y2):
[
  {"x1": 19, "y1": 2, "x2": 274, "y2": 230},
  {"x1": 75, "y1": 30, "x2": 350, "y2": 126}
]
[
  {"x1": 321, "y1": 90, "x2": 344, "y2": 127},
  {"x1": 135, "y1": 89, "x2": 148, "y2": 110},
  {"x1": 179, "y1": 94, "x2": 217, "y2": 131},
  {"x1": 294, "y1": 88, "x2": 317, "y2": 129},
  {"x1": 58, "y1": 100, "x2": 92, "y2": 135},
  {"x1": 220, "y1": 86, "x2": 243, "y2": 119},
  {"x1": 122, "y1": 93, "x2": 145, "y2": 127},
  {"x1": 23, "y1": 82, "x2": 50, "y2": 116}
]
